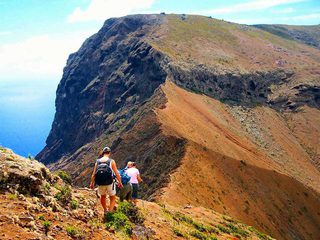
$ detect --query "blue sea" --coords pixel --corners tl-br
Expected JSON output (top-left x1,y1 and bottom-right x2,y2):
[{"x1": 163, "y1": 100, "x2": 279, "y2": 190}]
[{"x1": 0, "y1": 79, "x2": 58, "y2": 157}]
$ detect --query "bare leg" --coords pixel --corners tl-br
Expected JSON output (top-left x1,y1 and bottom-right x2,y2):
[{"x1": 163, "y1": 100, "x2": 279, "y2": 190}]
[
  {"x1": 109, "y1": 195, "x2": 116, "y2": 212},
  {"x1": 100, "y1": 195, "x2": 107, "y2": 211}
]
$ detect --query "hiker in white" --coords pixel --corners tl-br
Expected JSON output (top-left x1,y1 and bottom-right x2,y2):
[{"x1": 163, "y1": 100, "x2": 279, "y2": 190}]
[
  {"x1": 90, "y1": 147, "x2": 123, "y2": 213},
  {"x1": 125, "y1": 161, "x2": 142, "y2": 204}
]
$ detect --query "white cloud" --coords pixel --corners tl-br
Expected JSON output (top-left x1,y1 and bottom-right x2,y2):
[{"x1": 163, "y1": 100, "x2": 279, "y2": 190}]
[
  {"x1": 203, "y1": 0, "x2": 306, "y2": 15},
  {"x1": 271, "y1": 7, "x2": 295, "y2": 14},
  {"x1": 0, "y1": 32, "x2": 92, "y2": 80},
  {"x1": 68, "y1": 0, "x2": 155, "y2": 23},
  {"x1": 228, "y1": 12, "x2": 320, "y2": 25}
]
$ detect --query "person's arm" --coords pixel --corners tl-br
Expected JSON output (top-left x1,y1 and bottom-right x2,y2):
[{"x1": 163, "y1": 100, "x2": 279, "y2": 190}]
[
  {"x1": 90, "y1": 162, "x2": 97, "y2": 189},
  {"x1": 137, "y1": 173, "x2": 142, "y2": 183},
  {"x1": 111, "y1": 160, "x2": 123, "y2": 188}
]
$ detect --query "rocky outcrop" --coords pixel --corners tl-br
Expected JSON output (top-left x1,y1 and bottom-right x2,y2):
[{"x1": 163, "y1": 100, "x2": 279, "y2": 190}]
[
  {"x1": 37, "y1": 15, "x2": 168, "y2": 165},
  {"x1": 0, "y1": 147, "x2": 54, "y2": 195}
]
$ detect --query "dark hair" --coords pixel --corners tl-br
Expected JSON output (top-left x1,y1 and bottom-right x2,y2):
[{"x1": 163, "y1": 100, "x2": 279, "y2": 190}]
[
  {"x1": 132, "y1": 162, "x2": 136, "y2": 167},
  {"x1": 98, "y1": 150, "x2": 104, "y2": 158}
]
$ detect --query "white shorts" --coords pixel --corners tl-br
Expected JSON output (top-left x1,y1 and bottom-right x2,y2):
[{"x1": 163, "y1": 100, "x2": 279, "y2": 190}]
[{"x1": 98, "y1": 184, "x2": 116, "y2": 196}]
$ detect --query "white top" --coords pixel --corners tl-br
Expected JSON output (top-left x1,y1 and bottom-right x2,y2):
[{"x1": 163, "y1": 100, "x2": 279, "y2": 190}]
[{"x1": 125, "y1": 167, "x2": 140, "y2": 184}]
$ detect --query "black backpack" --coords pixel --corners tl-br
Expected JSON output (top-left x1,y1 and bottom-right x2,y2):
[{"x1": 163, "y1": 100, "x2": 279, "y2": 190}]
[{"x1": 95, "y1": 158, "x2": 114, "y2": 185}]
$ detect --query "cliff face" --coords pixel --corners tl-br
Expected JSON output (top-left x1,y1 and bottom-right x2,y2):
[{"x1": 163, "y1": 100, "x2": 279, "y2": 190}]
[{"x1": 37, "y1": 14, "x2": 320, "y2": 239}]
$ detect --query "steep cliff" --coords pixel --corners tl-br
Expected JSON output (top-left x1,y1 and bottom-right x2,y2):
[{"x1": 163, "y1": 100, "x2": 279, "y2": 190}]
[{"x1": 37, "y1": 14, "x2": 320, "y2": 239}]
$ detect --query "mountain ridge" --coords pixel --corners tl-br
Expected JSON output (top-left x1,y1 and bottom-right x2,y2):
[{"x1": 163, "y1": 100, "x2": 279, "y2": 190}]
[{"x1": 36, "y1": 14, "x2": 320, "y2": 239}]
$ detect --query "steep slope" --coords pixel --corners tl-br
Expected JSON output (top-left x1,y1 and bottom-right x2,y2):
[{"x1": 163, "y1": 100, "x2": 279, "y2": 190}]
[
  {"x1": 37, "y1": 14, "x2": 320, "y2": 239},
  {"x1": 0, "y1": 147, "x2": 274, "y2": 240},
  {"x1": 254, "y1": 24, "x2": 320, "y2": 49}
]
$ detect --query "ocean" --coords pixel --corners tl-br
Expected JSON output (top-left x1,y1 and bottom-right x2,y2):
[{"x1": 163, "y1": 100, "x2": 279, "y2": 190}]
[{"x1": 0, "y1": 79, "x2": 57, "y2": 157}]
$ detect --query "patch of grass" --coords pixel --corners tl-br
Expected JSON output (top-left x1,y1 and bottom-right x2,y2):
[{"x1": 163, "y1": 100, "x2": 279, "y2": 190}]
[
  {"x1": 217, "y1": 225, "x2": 231, "y2": 234},
  {"x1": 8, "y1": 194, "x2": 17, "y2": 200},
  {"x1": 54, "y1": 185, "x2": 72, "y2": 204},
  {"x1": 226, "y1": 223, "x2": 249, "y2": 237},
  {"x1": 105, "y1": 211, "x2": 133, "y2": 236},
  {"x1": 88, "y1": 218, "x2": 103, "y2": 229},
  {"x1": 42, "y1": 220, "x2": 51, "y2": 235},
  {"x1": 256, "y1": 231, "x2": 272, "y2": 240},
  {"x1": 208, "y1": 235, "x2": 218, "y2": 240},
  {"x1": 71, "y1": 199, "x2": 78, "y2": 209},
  {"x1": 104, "y1": 202, "x2": 144, "y2": 236},
  {"x1": 189, "y1": 230, "x2": 207, "y2": 239},
  {"x1": 173, "y1": 228, "x2": 185, "y2": 237},
  {"x1": 173, "y1": 212, "x2": 194, "y2": 224},
  {"x1": 117, "y1": 201, "x2": 144, "y2": 224},
  {"x1": 38, "y1": 214, "x2": 45, "y2": 220},
  {"x1": 248, "y1": 226, "x2": 272, "y2": 240},
  {"x1": 55, "y1": 170, "x2": 72, "y2": 184},
  {"x1": 43, "y1": 183, "x2": 51, "y2": 194},
  {"x1": 65, "y1": 225, "x2": 83, "y2": 238}
]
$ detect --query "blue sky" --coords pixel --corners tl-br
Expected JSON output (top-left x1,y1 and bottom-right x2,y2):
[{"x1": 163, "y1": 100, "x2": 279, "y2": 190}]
[{"x1": 0, "y1": 0, "x2": 319, "y2": 81}]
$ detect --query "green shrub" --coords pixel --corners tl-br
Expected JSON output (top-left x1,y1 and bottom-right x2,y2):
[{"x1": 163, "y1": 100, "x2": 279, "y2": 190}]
[
  {"x1": 226, "y1": 223, "x2": 249, "y2": 237},
  {"x1": 189, "y1": 230, "x2": 207, "y2": 239},
  {"x1": 208, "y1": 235, "x2": 218, "y2": 240},
  {"x1": 65, "y1": 225, "x2": 83, "y2": 238},
  {"x1": 193, "y1": 222, "x2": 207, "y2": 232},
  {"x1": 38, "y1": 214, "x2": 45, "y2": 220},
  {"x1": 42, "y1": 220, "x2": 51, "y2": 235},
  {"x1": 55, "y1": 170, "x2": 72, "y2": 184},
  {"x1": 256, "y1": 231, "x2": 272, "y2": 240},
  {"x1": 105, "y1": 212, "x2": 133, "y2": 236},
  {"x1": 8, "y1": 194, "x2": 17, "y2": 200},
  {"x1": 117, "y1": 201, "x2": 144, "y2": 224},
  {"x1": 173, "y1": 212, "x2": 194, "y2": 224},
  {"x1": 173, "y1": 228, "x2": 185, "y2": 237},
  {"x1": 55, "y1": 185, "x2": 72, "y2": 204},
  {"x1": 71, "y1": 199, "x2": 78, "y2": 209},
  {"x1": 43, "y1": 183, "x2": 51, "y2": 194},
  {"x1": 217, "y1": 225, "x2": 231, "y2": 234}
]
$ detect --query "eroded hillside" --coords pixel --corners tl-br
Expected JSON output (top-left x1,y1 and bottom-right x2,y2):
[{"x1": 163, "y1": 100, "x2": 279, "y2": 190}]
[{"x1": 36, "y1": 14, "x2": 320, "y2": 240}]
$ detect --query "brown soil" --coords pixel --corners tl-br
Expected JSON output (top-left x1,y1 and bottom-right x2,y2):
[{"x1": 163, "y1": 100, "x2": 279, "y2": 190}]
[{"x1": 156, "y1": 81, "x2": 320, "y2": 240}]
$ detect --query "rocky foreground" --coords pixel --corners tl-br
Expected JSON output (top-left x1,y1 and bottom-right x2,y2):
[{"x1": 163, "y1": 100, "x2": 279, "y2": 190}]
[{"x1": 0, "y1": 147, "x2": 273, "y2": 240}]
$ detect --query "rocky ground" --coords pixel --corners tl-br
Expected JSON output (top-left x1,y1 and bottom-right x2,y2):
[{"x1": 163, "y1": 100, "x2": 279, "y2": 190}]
[{"x1": 0, "y1": 147, "x2": 273, "y2": 240}]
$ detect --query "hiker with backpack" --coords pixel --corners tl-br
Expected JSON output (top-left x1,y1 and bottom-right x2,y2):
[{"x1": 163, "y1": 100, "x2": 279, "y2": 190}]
[
  {"x1": 89, "y1": 147, "x2": 123, "y2": 213},
  {"x1": 117, "y1": 165, "x2": 132, "y2": 202},
  {"x1": 125, "y1": 161, "x2": 142, "y2": 204}
]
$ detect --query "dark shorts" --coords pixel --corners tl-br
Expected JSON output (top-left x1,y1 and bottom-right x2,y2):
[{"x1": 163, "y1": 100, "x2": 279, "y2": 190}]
[
  {"x1": 131, "y1": 183, "x2": 139, "y2": 199},
  {"x1": 117, "y1": 183, "x2": 132, "y2": 202}
]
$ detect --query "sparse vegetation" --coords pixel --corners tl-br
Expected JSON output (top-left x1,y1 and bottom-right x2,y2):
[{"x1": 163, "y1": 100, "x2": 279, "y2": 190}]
[
  {"x1": 55, "y1": 170, "x2": 72, "y2": 184},
  {"x1": 190, "y1": 230, "x2": 207, "y2": 239},
  {"x1": 71, "y1": 199, "x2": 78, "y2": 209},
  {"x1": 105, "y1": 211, "x2": 133, "y2": 235},
  {"x1": 217, "y1": 225, "x2": 231, "y2": 234},
  {"x1": 38, "y1": 214, "x2": 45, "y2": 220},
  {"x1": 65, "y1": 225, "x2": 83, "y2": 238},
  {"x1": 42, "y1": 220, "x2": 51, "y2": 235},
  {"x1": 54, "y1": 185, "x2": 72, "y2": 204},
  {"x1": 173, "y1": 228, "x2": 185, "y2": 237},
  {"x1": 8, "y1": 193, "x2": 17, "y2": 200},
  {"x1": 104, "y1": 201, "x2": 144, "y2": 236}
]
